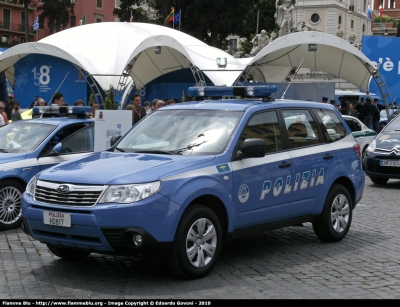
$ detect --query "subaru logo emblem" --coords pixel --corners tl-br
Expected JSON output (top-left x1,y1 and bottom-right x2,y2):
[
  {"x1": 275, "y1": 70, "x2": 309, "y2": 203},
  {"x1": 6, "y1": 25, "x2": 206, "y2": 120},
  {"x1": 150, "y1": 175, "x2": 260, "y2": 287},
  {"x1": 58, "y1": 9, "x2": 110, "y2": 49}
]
[{"x1": 57, "y1": 184, "x2": 70, "y2": 193}]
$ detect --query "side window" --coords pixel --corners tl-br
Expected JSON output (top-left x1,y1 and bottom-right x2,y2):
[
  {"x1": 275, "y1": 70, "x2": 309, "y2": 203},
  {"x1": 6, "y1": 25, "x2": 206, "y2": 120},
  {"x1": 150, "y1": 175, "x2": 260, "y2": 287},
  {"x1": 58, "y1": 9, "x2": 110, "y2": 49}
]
[
  {"x1": 282, "y1": 109, "x2": 320, "y2": 149},
  {"x1": 61, "y1": 126, "x2": 94, "y2": 154},
  {"x1": 317, "y1": 110, "x2": 347, "y2": 142},
  {"x1": 40, "y1": 124, "x2": 88, "y2": 156},
  {"x1": 344, "y1": 118, "x2": 361, "y2": 132},
  {"x1": 239, "y1": 111, "x2": 282, "y2": 154}
]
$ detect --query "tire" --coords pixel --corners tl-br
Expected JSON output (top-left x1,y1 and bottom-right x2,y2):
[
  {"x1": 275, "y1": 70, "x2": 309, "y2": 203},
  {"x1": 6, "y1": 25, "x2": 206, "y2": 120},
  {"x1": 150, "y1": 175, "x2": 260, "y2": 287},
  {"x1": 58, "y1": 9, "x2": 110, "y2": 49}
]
[
  {"x1": 165, "y1": 205, "x2": 222, "y2": 279},
  {"x1": 46, "y1": 244, "x2": 91, "y2": 260},
  {"x1": 369, "y1": 177, "x2": 389, "y2": 185},
  {"x1": 0, "y1": 180, "x2": 24, "y2": 231},
  {"x1": 312, "y1": 184, "x2": 352, "y2": 243}
]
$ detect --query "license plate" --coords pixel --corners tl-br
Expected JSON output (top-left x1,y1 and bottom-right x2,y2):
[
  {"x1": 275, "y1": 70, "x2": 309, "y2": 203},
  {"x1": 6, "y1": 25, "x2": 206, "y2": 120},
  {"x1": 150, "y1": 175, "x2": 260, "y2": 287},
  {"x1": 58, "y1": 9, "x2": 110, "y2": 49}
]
[
  {"x1": 380, "y1": 160, "x2": 400, "y2": 167},
  {"x1": 43, "y1": 211, "x2": 71, "y2": 227}
]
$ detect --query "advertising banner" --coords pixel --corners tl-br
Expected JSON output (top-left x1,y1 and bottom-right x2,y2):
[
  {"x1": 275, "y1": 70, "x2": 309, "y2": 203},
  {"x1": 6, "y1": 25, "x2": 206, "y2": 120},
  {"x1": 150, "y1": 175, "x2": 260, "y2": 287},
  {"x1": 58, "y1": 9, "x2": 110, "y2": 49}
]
[
  {"x1": 94, "y1": 110, "x2": 132, "y2": 152},
  {"x1": 362, "y1": 36, "x2": 400, "y2": 104},
  {"x1": 14, "y1": 54, "x2": 87, "y2": 109}
]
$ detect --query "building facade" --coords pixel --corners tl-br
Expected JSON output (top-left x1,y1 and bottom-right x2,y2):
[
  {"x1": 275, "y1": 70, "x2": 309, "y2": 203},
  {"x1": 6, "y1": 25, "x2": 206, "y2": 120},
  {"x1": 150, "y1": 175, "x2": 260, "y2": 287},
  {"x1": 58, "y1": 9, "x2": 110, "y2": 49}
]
[{"x1": 0, "y1": 0, "x2": 116, "y2": 46}]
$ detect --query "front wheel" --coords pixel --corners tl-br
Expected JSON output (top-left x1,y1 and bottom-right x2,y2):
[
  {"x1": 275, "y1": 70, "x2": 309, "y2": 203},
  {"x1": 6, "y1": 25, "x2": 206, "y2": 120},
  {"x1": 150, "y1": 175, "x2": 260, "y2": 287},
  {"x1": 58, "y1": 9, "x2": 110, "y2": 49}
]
[
  {"x1": 0, "y1": 180, "x2": 24, "y2": 230},
  {"x1": 369, "y1": 177, "x2": 389, "y2": 185},
  {"x1": 47, "y1": 244, "x2": 91, "y2": 260},
  {"x1": 165, "y1": 205, "x2": 222, "y2": 279},
  {"x1": 312, "y1": 184, "x2": 352, "y2": 242}
]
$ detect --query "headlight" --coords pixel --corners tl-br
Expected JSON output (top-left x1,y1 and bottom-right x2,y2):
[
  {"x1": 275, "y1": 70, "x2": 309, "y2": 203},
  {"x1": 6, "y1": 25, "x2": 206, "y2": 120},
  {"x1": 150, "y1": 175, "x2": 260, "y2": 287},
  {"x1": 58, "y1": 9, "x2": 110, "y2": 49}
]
[
  {"x1": 367, "y1": 139, "x2": 376, "y2": 153},
  {"x1": 98, "y1": 181, "x2": 161, "y2": 204},
  {"x1": 26, "y1": 176, "x2": 38, "y2": 197}
]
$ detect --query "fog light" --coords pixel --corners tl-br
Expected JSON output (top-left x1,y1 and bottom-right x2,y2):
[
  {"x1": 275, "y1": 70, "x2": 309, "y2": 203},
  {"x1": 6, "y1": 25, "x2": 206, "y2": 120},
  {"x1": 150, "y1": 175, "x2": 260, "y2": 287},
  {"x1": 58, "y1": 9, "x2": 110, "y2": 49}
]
[{"x1": 133, "y1": 234, "x2": 143, "y2": 247}]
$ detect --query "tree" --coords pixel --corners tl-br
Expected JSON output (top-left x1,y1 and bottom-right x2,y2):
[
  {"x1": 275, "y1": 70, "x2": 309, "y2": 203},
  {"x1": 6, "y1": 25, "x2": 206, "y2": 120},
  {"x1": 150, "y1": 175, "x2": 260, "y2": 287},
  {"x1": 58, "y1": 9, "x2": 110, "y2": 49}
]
[
  {"x1": 19, "y1": 0, "x2": 31, "y2": 43},
  {"x1": 113, "y1": 0, "x2": 155, "y2": 23},
  {"x1": 37, "y1": 0, "x2": 75, "y2": 34}
]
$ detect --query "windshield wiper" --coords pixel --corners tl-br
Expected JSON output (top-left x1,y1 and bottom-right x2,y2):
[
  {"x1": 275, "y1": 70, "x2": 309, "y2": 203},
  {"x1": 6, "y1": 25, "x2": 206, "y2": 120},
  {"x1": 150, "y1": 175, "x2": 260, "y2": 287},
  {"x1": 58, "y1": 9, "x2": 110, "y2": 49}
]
[
  {"x1": 173, "y1": 141, "x2": 207, "y2": 154},
  {"x1": 115, "y1": 147, "x2": 125, "y2": 152},
  {"x1": 0, "y1": 149, "x2": 8, "y2": 153},
  {"x1": 134, "y1": 149, "x2": 175, "y2": 155}
]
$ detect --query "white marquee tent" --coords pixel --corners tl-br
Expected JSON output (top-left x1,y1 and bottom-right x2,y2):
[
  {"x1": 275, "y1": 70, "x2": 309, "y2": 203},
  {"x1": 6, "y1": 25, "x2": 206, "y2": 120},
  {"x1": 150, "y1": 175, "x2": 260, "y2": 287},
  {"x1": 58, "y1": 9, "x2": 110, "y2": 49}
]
[{"x1": 0, "y1": 23, "x2": 383, "y2": 101}]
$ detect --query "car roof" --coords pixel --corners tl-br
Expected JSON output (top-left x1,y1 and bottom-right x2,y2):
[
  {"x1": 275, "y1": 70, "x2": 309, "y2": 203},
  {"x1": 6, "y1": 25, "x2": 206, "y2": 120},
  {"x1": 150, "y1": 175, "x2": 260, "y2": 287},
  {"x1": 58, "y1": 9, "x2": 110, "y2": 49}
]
[
  {"x1": 159, "y1": 99, "x2": 337, "y2": 112},
  {"x1": 19, "y1": 118, "x2": 94, "y2": 126}
]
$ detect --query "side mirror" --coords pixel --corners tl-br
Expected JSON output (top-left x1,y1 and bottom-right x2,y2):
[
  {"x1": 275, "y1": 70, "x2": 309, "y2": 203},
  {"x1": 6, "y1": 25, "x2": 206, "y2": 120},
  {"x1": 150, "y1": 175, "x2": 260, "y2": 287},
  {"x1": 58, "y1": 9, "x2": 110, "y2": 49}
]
[
  {"x1": 52, "y1": 142, "x2": 62, "y2": 155},
  {"x1": 235, "y1": 138, "x2": 265, "y2": 159},
  {"x1": 110, "y1": 135, "x2": 122, "y2": 147}
]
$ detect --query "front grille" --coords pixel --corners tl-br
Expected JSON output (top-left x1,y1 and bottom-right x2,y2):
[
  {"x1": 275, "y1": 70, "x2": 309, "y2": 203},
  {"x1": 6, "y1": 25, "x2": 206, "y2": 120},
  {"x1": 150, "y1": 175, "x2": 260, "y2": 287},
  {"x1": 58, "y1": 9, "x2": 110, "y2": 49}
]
[{"x1": 34, "y1": 180, "x2": 106, "y2": 206}]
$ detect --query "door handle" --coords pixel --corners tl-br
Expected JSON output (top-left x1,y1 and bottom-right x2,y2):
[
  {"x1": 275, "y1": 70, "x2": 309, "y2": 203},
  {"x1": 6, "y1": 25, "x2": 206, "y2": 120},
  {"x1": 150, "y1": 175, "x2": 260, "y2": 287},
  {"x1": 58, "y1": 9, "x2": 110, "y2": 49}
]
[
  {"x1": 323, "y1": 154, "x2": 334, "y2": 160},
  {"x1": 279, "y1": 162, "x2": 291, "y2": 168}
]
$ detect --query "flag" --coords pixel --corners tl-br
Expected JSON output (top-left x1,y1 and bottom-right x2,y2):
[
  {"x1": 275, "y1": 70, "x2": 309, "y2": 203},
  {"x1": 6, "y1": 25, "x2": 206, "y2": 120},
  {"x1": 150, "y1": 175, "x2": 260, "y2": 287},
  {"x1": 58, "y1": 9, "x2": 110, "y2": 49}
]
[
  {"x1": 164, "y1": 9, "x2": 174, "y2": 25},
  {"x1": 79, "y1": 14, "x2": 86, "y2": 26},
  {"x1": 33, "y1": 16, "x2": 39, "y2": 31},
  {"x1": 174, "y1": 10, "x2": 181, "y2": 24},
  {"x1": 366, "y1": 3, "x2": 372, "y2": 22},
  {"x1": 130, "y1": 10, "x2": 134, "y2": 22},
  {"x1": 379, "y1": 4, "x2": 383, "y2": 18}
]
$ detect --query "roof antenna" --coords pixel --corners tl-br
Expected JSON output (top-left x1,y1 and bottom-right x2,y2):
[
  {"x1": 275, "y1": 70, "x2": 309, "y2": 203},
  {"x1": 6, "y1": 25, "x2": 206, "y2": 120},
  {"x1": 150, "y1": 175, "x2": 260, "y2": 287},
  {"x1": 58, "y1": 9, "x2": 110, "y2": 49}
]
[
  {"x1": 40, "y1": 71, "x2": 70, "y2": 119},
  {"x1": 281, "y1": 58, "x2": 304, "y2": 100}
]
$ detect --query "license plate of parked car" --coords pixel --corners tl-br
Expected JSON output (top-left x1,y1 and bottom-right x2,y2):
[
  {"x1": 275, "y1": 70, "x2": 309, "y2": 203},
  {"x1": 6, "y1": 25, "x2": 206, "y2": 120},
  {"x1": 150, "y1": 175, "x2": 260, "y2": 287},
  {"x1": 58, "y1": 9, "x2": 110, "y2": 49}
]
[
  {"x1": 43, "y1": 211, "x2": 71, "y2": 227},
  {"x1": 380, "y1": 160, "x2": 400, "y2": 167}
]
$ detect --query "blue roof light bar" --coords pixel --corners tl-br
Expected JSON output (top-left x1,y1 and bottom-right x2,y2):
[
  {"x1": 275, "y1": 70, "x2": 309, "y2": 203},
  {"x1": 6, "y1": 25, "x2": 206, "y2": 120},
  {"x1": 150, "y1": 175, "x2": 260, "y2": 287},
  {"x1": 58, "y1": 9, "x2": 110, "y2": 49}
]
[
  {"x1": 188, "y1": 85, "x2": 277, "y2": 99},
  {"x1": 33, "y1": 106, "x2": 92, "y2": 118}
]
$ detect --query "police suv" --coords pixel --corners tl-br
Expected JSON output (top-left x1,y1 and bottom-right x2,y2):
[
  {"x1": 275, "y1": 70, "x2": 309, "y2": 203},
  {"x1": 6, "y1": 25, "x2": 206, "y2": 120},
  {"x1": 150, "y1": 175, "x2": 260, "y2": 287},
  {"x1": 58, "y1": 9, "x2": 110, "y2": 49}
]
[
  {"x1": 0, "y1": 106, "x2": 94, "y2": 230},
  {"x1": 21, "y1": 86, "x2": 365, "y2": 279}
]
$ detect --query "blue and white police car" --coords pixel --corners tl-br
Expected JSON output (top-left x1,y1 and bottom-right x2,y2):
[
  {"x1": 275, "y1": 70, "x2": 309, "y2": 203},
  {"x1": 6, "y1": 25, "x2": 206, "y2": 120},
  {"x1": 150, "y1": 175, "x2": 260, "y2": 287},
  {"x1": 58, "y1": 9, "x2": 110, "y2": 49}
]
[
  {"x1": 0, "y1": 106, "x2": 94, "y2": 230},
  {"x1": 21, "y1": 86, "x2": 365, "y2": 279}
]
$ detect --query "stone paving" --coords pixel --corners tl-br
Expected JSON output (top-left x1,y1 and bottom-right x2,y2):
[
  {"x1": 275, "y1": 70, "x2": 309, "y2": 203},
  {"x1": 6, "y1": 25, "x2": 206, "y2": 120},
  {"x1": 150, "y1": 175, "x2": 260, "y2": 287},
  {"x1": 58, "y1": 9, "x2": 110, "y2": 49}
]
[{"x1": 1, "y1": 177, "x2": 400, "y2": 299}]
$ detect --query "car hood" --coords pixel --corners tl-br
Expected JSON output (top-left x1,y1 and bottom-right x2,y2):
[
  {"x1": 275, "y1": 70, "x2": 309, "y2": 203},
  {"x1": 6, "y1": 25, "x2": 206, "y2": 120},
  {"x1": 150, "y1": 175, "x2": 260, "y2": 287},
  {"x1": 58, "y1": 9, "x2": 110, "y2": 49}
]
[
  {"x1": 38, "y1": 151, "x2": 215, "y2": 184},
  {"x1": 0, "y1": 153, "x2": 28, "y2": 166},
  {"x1": 375, "y1": 132, "x2": 400, "y2": 150}
]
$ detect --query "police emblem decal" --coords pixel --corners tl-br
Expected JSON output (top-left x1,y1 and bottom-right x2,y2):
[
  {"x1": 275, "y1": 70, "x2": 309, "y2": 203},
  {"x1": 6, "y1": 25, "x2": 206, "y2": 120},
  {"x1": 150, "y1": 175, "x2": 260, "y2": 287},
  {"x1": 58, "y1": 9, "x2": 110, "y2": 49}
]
[
  {"x1": 57, "y1": 184, "x2": 70, "y2": 193},
  {"x1": 238, "y1": 184, "x2": 249, "y2": 203}
]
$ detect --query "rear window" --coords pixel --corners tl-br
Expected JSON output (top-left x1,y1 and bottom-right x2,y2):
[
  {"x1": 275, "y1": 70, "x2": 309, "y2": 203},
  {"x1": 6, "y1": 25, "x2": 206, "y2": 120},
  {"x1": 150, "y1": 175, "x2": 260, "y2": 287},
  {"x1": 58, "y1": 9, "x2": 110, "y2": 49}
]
[{"x1": 318, "y1": 110, "x2": 347, "y2": 142}]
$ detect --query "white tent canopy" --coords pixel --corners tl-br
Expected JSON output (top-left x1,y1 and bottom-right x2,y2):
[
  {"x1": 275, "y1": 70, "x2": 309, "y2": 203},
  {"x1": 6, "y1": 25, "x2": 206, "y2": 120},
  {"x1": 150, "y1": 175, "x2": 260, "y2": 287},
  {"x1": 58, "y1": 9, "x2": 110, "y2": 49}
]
[
  {"x1": 244, "y1": 31, "x2": 377, "y2": 93},
  {"x1": 124, "y1": 35, "x2": 243, "y2": 90},
  {"x1": 0, "y1": 22, "x2": 242, "y2": 91}
]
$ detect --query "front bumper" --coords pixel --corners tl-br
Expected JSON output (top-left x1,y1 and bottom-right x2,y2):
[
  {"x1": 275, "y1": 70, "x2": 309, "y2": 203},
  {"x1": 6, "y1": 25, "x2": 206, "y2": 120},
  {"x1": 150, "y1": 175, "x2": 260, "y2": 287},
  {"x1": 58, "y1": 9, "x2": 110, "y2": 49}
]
[
  {"x1": 364, "y1": 156, "x2": 400, "y2": 179},
  {"x1": 21, "y1": 192, "x2": 177, "y2": 256}
]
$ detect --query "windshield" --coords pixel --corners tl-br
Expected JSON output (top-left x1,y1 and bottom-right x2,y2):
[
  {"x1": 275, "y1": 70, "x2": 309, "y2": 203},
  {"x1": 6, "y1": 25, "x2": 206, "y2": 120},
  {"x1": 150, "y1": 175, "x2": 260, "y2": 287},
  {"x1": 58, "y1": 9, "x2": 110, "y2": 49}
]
[
  {"x1": 384, "y1": 115, "x2": 400, "y2": 132},
  {"x1": 116, "y1": 109, "x2": 242, "y2": 155},
  {"x1": 0, "y1": 122, "x2": 56, "y2": 153}
]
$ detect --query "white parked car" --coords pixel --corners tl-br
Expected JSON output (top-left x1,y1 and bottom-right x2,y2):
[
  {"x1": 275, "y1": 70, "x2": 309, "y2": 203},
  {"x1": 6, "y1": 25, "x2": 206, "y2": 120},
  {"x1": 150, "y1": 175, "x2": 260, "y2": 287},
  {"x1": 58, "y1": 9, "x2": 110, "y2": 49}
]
[{"x1": 342, "y1": 115, "x2": 376, "y2": 160}]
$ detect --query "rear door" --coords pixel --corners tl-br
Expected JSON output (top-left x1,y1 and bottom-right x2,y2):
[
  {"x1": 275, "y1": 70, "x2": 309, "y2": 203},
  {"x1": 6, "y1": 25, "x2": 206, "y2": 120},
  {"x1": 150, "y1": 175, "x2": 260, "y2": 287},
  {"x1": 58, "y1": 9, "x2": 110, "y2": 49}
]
[{"x1": 281, "y1": 108, "x2": 336, "y2": 217}]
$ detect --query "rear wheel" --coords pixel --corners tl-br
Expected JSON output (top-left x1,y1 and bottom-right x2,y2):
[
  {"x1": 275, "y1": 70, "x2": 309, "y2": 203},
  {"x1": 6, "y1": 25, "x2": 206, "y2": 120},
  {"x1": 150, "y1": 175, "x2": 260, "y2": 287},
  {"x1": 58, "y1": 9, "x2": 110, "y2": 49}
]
[
  {"x1": 165, "y1": 205, "x2": 222, "y2": 279},
  {"x1": 47, "y1": 244, "x2": 91, "y2": 260},
  {"x1": 0, "y1": 180, "x2": 24, "y2": 230},
  {"x1": 369, "y1": 176, "x2": 389, "y2": 185},
  {"x1": 313, "y1": 184, "x2": 352, "y2": 242}
]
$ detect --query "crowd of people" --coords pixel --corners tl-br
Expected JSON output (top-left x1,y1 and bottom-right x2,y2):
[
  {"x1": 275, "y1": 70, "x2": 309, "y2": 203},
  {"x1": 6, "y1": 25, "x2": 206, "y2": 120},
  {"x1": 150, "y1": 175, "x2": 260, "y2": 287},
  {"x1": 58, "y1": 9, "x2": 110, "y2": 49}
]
[
  {"x1": 321, "y1": 95, "x2": 396, "y2": 133},
  {"x1": 0, "y1": 91, "x2": 182, "y2": 126}
]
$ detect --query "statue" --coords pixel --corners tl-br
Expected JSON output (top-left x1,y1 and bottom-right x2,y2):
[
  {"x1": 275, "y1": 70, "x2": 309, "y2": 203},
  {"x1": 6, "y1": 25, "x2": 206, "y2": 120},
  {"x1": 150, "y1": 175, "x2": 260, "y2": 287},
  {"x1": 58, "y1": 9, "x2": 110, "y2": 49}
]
[
  {"x1": 299, "y1": 21, "x2": 314, "y2": 31},
  {"x1": 269, "y1": 31, "x2": 277, "y2": 43},
  {"x1": 275, "y1": 0, "x2": 295, "y2": 38},
  {"x1": 250, "y1": 30, "x2": 270, "y2": 56},
  {"x1": 349, "y1": 34, "x2": 356, "y2": 44},
  {"x1": 336, "y1": 25, "x2": 344, "y2": 38}
]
